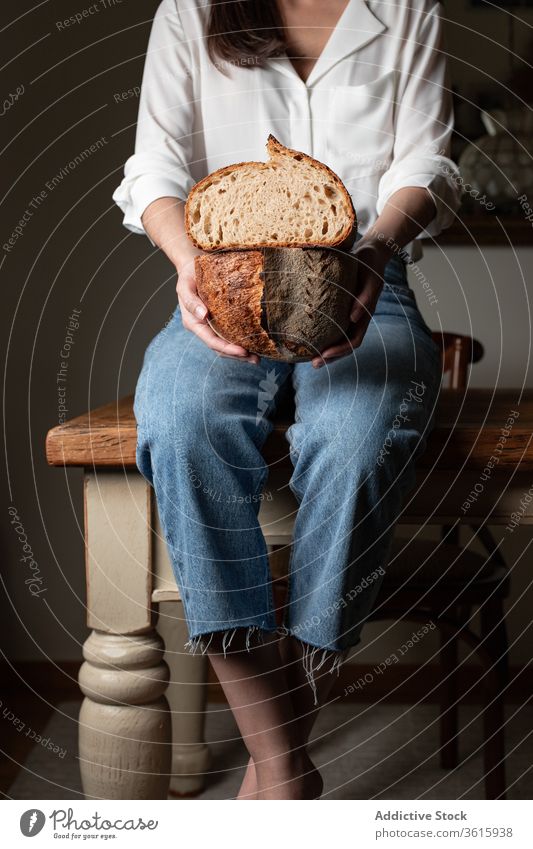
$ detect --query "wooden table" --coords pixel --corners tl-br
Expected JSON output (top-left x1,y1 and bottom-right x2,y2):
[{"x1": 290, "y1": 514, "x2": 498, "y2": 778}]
[{"x1": 46, "y1": 388, "x2": 533, "y2": 799}]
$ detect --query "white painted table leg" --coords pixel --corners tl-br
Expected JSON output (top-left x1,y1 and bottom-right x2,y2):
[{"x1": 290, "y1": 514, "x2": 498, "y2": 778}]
[
  {"x1": 158, "y1": 601, "x2": 211, "y2": 796},
  {"x1": 79, "y1": 630, "x2": 171, "y2": 799},
  {"x1": 80, "y1": 471, "x2": 172, "y2": 799}
]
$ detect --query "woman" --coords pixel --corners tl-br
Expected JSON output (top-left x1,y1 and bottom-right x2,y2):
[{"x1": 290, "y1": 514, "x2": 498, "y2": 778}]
[{"x1": 113, "y1": 0, "x2": 461, "y2": 799}]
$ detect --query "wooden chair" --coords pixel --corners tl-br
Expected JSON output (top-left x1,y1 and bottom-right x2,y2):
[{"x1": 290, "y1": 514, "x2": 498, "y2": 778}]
[
  {"x1": 263, "y1": 332, "x2": 510, "y2": 799},
  {"x1": 376, "y1": 332, "x2": 509, "y2": 799}
]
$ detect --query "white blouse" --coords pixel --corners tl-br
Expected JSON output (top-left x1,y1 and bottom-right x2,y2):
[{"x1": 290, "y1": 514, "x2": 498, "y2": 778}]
[{"x1": 112, "y1": 0, "x2": 461, "y2": 258}]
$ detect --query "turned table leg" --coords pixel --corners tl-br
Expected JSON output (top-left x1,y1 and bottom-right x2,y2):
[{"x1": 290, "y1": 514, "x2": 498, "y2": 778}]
[
  {"x1": 79, "y1": 630, "x2": 171, "y2": 799},
  {"x1": 158, "y1": 601, "x2": 211, "y2": 796},
  {"x1": 80, "y1": 471, "x2": 172, "y2": 799}
]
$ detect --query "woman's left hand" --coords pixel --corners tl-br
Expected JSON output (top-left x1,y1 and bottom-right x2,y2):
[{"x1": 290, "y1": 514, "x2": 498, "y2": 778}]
[{"x1": 311, "y1": 238, "x2": 390, "y2": 368}]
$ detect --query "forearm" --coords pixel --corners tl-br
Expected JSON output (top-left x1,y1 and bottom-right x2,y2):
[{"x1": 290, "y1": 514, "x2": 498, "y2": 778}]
[
  {"x1": 361, "y1": 186, "x2": 437, "y2": 260},
  {"x1": 141, "y1": 196, "x2": 200, "y2": 272}
]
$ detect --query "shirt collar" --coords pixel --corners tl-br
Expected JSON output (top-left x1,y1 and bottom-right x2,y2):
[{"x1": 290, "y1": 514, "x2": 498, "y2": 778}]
[{"x1": 266, "y1": 0, "x2": 387, "y2": 87}]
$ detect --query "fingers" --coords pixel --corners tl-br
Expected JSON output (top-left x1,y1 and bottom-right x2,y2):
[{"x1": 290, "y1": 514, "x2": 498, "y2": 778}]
[
  {"x1": 188, "y1": 313, "x2": 259, "y2": 362},
  {"x1": 311, "y1": 316, "x2": 371, "y2": 368},
  {"x1": 184, "y1": 297, "x2": 208, "y2": 321},
  {"x1": 350, "y1": 298, "x2": 368, "y2": 323},
  {"x1": 350, "y1": 279, "x2": 380, "y2": 323},
  {"x1": 192, "y1": 320, "x2": 258, "y2": 361},
  {"x1": 177, "y1": 263, "x2": 257, "y2": 362},
  {"x1": 219, "y1": 353, "x2": 260, "y2": 364},
  {"x1": 312, "y1": 347, "x2": 355, "y2": 369},
  {"x1": 349, "y1": 319, "x2": 370, "y2": 351},
  {"x1": 177, "y1": 267, "x2": 209, "y2": 321},
  {"x1": 311, "y1": 354, "x2": 344, "y2": 368},
  {"x1": 310, "y1": 249, "x2": 385, "y2": 368}
]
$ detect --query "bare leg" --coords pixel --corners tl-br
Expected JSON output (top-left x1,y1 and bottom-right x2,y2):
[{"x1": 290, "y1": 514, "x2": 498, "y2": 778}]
[
  {"x1": 206, "y1": 630, "x2": 323, "y2": 800},
  {"x1": 281, "y1": 636, "x2": 345, "y2": 739},
  {"x1": 238, "y1": 635, "x2": 346, "y2": 799}
]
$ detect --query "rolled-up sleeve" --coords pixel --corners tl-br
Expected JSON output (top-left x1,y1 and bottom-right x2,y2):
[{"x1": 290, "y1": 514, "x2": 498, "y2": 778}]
[
  {"x1": 112, "y1": 0, "x2": 195, "y2": 235},
  {"x1": 376, "y1": 2, "x2": 461, "y2": 238}
]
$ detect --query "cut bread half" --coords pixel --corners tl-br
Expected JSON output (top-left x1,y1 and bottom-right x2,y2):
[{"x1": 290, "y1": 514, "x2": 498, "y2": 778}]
[{"x1": 185, "y1": 135, "x2": 356, "y2": 251}]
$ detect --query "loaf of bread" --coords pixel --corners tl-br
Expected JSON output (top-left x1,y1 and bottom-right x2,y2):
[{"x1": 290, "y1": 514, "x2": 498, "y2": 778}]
[
  {"x1": 195, "y1": 247, "x2": 358, "y2": 362},
  {"x1": 185, "y1": 135, "x2": 356, "y2": 251}
]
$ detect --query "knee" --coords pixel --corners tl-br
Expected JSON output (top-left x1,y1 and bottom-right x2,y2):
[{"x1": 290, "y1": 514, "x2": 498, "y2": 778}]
[
  {"x1": 134, "y1": 376, "x2": 216, "y2": 476},
  {"x1": 372, "y1": 401, "x2": 432, "y2": 476},
  {"x1": 296, "y1": 410, "x2": 424, "y2": 484},
  {"x1": 137, "y1": 385, "x2": 260, "y2": 481},
  {"x1": 136, "y1": 376, "x2": 191, "y2": 434}
]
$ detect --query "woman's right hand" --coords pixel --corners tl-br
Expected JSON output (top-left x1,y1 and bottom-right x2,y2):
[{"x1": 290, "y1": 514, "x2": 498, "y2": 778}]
[{"x1": 176, "y1": 256, "x2": 259, "y2": 364}]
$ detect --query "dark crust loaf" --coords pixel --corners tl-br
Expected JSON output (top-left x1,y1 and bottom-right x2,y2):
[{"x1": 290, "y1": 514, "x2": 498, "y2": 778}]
[
  {"x1": 185, "y1": 135, "x2": 357, "y2": 252},
  {"x1": 261, "y1": 247, "x2": 358, "y2": 360},
  {"x1": 195, "y1": 247, "x2": 358, "y2": 363}
]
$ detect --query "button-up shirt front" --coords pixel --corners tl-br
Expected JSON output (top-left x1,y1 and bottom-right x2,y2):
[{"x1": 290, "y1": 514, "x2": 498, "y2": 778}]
[{"x1": 113, "y1": 0, "x2": 461, "y2": 256}]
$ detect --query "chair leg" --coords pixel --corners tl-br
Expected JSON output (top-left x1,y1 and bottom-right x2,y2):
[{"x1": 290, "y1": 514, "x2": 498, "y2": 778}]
[
  {"x1": 480, "y1": 597, "x2": 508, "y2": 799},
  {"x1": 475, "y1": 526, "x2": 506, "y2": 566},
  {"x1": 482, "y1": 692, "x2": 506, "y2": 799},
  {"x1": 441, "y1": 524, "x2": 460, "y2": 547},
  {"x1": 480, "y1": 596, "x2": 510, "y2": 688},
  {"x1": 268, "y1": 545, "x2": 290, "y2": 626},
  {"x1": 439, "y1": 624, "x2": 459, "y2": 769}
]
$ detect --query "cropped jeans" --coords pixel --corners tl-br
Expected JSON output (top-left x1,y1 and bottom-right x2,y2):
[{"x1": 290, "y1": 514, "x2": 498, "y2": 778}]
[{"x1": 134, "y1": 254, "x2": 442, "y2": 688}]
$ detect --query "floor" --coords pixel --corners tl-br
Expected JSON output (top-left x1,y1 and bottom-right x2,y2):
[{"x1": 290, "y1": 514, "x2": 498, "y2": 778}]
[{"x1": 6, "y1": 699, "x2": 533, "y2": 799}]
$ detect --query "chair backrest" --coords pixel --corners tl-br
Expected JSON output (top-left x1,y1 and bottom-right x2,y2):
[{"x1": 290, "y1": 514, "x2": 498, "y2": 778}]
[{"x1": 432, "y1": 332, "x2": 484, "y2": 391}]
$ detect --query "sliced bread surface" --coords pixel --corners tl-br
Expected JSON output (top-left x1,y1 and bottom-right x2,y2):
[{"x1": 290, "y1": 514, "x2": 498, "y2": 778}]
[{"x1": 185, "y1": 136, "x2": 356, "y2": 251}]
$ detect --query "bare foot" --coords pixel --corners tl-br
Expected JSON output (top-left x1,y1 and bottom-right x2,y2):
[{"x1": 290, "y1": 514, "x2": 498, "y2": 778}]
[{"x1": 240, "y1": 753, "x2": 323, "y2": 800}]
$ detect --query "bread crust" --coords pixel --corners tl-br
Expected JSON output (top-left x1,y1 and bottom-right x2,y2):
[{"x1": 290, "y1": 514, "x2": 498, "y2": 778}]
[
  {"x1": 185, "y1": 135, "x2": 357, "y2": 252},
  {"x1": 195, "y1": 251, "x2": 280, "y2": 359},
  {"x1": 195, "y1": 247, "x2": 358, "y2": 363}
]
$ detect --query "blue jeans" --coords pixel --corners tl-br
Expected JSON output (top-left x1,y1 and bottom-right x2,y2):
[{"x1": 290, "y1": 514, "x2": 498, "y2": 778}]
[{"x1": 134, "y1": 255, "x2": 442, "y2": 665}]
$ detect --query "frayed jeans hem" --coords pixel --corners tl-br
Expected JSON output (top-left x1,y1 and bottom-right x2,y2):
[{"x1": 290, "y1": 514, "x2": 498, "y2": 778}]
[
  {"x1": 184, "y1": 623, "x2": 280, "y2": 657},
  {"x1": 184, "y1": 624, "x2": 351, "y2": 706}
]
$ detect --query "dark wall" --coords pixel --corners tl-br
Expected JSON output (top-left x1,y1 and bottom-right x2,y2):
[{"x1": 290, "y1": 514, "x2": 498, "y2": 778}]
[{"x1": 1, "y1": 0, "x2": 175, "y2": 661}]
